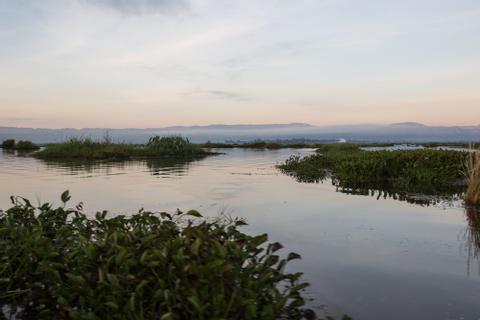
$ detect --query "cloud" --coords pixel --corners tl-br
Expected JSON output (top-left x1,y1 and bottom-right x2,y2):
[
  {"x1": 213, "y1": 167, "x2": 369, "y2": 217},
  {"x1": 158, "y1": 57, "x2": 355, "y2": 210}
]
[
  {"x1": 182, "y1": 90, "x2": 252, "y2": 102},
  {"x1": 85, "y1": 0, "x2": 190, "y2": 15}
]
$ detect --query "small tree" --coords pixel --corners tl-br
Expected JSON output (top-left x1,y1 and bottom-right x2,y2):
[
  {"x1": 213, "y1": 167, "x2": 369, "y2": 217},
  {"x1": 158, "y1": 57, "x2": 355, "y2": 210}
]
[{"x1": 1, "y1": 139, "x2": 15, "y2": 149}]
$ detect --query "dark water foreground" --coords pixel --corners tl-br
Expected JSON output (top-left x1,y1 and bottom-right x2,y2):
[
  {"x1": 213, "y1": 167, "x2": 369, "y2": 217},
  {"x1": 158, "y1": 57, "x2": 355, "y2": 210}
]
[{"x1": 1, "y1": 148, "x2": 479, "y2": 320}]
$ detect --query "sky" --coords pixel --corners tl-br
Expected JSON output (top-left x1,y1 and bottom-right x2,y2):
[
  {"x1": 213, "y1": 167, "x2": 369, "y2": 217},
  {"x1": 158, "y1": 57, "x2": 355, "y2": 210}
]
[{"x1": 0, "y1": 0, "x2": 479, "y2": 128}]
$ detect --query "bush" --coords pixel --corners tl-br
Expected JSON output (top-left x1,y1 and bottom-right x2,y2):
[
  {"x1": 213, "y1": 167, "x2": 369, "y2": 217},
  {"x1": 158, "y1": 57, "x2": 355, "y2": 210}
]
[
  {"x1": 1, "y1": 139, "x2": 15, "y2": 149},
  {"x1": 145, "y1": 136, "x2": 203, "y2": 156},
  {"x1": 15, "y1": 140, "x2": 39, "y2": 150},
  {"x1": 0, "y1": 192, "x2": 315, "y2": 320}
]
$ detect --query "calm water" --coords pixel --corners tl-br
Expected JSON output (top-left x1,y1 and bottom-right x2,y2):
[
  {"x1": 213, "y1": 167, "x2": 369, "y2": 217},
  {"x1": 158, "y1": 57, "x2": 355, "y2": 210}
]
[{"x1": 1, "y1": 149, "x2": 479, "y2": 320}]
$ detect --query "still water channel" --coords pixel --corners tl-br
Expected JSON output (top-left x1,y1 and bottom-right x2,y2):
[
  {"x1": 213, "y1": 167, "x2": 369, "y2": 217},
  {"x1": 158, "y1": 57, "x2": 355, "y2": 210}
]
[{"x1": 1, "y1": 148, "x2": 479, "y2": 320}]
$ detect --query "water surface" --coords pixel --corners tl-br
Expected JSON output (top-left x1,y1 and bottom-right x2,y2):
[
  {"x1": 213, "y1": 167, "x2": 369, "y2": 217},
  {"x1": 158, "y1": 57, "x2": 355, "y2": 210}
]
[{"x1": 1, "y1": 148, "x2": 479, "y2": 320}]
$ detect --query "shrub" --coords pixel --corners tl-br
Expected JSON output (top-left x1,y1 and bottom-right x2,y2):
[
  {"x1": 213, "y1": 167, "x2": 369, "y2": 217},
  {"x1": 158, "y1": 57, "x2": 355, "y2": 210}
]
[
  {"x1": 0, "y1": 192, "x2": 315, "y2": 319},
  {"x1": 146, "y1": 136, "x2": 203, "y2": 156},
  {"x1": 14, "y1": 140, "x2": 39, "y2": 150},
  {"x1": 1, "y1": 139, "x2": 15, "y2": 149}
]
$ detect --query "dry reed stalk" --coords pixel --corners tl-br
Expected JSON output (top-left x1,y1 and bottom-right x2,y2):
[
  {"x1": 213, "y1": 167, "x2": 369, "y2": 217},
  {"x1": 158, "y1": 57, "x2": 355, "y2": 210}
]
[{"x1": 465, "y1": 147, "x2": 480, "y2": 206}]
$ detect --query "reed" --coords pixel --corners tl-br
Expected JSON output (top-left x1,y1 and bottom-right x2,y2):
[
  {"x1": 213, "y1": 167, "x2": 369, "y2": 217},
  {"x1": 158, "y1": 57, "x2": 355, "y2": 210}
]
[{"x1": 465, "y1": 148, "x2": 480, "y2": 206}]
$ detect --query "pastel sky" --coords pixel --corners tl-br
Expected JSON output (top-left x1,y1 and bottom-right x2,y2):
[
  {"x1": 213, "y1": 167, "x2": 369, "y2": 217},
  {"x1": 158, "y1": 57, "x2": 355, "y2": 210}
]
[{"x1": 1, "y1": 0, "x2": 479, "y2": 128}]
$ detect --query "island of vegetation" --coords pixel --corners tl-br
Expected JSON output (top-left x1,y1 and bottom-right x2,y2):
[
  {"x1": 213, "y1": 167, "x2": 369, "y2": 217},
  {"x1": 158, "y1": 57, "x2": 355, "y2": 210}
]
[
  {"x1": 278, "y1": 143, "x2": 480, "y2": 205},
  {"x1": 33, "y1": 136, "x2": 215, "y2": 160},
  {"x1": 0, "y1": 191, "x2": 337, "y2": 320},
  {"x1": 1, "y1": 139, "x2": 39, "y2": 151}
]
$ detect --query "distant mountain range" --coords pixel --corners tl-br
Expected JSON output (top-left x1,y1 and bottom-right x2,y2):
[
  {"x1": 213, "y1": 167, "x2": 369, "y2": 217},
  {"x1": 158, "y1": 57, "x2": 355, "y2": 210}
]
[{"x1": 0, "y1": 123, "x2": 479, "y2": 144}]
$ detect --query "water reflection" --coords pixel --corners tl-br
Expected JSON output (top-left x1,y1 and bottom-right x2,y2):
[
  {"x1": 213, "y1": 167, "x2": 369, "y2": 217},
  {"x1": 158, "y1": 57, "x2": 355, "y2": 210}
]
[
  {"x1": 462, "y1": 207, "x2": 480, "y2": 276},
  {"x1": 144, "y1": 158, "x2": 193, "y2": 177},
  {"x1": 335, "y1": 184, "x2": 464, "y2": 206},
  {"x1": 38, "y1": 157, "x2": 198, "y2": 178}
]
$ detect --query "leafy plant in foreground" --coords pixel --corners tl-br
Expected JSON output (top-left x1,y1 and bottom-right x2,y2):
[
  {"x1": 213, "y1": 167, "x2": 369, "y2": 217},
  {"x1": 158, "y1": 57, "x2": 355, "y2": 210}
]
[{"x1": 0, "y1": 192, "x2": 316, "y2": 319}]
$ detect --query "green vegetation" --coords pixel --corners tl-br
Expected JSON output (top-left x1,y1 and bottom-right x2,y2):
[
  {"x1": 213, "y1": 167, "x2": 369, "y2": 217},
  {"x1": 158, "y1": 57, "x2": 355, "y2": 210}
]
[
  {"x1": 1, "y1": 139, "x2": 39, "y2": 151},
  {"x1": 34, "y1": 136, "x2": 213, "y2": 160},
  {"x1": 1, "y1": 139, "x2": 15, "y2": 149},
  {"x1": 201, "y1": 141, "x2": 319, "y2": 149},
  {"x1": 278, "y1": 144, "x2": 468, "y2": 195},
  {"x1": 465, "y1": 150, "x2": 480, "y2": 206},
  {"x1": 0, "y1": 192, "x2": 317, "y2": 320}
]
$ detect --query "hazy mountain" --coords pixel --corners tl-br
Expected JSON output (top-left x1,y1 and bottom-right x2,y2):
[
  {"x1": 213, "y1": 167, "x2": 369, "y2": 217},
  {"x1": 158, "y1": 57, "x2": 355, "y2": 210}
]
[
  {"x1": 0, "y1": 123, "x2": 479, "y2": 144},
  {"x1": 391, "y1": 122, "x2": 426, "y2": 127}
]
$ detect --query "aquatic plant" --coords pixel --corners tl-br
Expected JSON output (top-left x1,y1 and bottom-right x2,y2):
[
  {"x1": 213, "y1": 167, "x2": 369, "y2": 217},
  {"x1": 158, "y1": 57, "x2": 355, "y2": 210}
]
[
  {"x1": 1, "y1": 139, "x2": 15, "y2": 149},
  {"x1": 14, "y1": 140, "x2": 40, "y2": 150},
  {"x1": 279, "y1": 144, "x2": 468, "y2": 196},
  {"x1": 464, "y1": 149, "x2": 480, "y2": 206},
  {"x1": 0, "y1": 192, "x2": 317, "y2": 320},
  {"x1": 1, "y1": 139, "x2": 39, "y2": 150},
  {"x1": 145, "y1": 136, "x2": 203, "y2": 156},
  {"x1": 201, "y1": 141, "x2": 317, "y2": 149},
  {"x1": 34, "y1": 136, "x2": 212, "y2": 160}
]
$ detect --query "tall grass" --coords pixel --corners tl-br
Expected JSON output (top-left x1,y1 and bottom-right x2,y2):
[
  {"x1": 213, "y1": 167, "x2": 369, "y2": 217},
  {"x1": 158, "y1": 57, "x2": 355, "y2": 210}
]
[{"x1": 465, "y1": 148, "x2": 480, "y2": 206}]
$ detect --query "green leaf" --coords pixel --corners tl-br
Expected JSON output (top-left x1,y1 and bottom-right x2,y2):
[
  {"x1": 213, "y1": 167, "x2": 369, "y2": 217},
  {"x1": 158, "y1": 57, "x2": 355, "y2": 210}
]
[
  {"x1": 104, "y1": 302, "x2": 119, "y2": 310},
  {"x1": 287, "y1": 252, "x2": 302, "y2": 261},
  {"x1": 160, "y1": 313, "x2": 173, "y2": 320},
  {"x1": 185, "y1": 209, "x2": 203, "y2": 218},
  {"x1": 61, "y1": 190, "x2": 71, "y2": 203}
]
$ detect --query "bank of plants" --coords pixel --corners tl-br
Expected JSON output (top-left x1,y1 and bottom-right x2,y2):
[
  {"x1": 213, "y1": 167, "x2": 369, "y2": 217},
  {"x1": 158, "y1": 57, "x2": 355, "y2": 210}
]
[
  {"x1": 34, "y1": 136, "x2": 212, "y2": 160},
  {"x1": 1, "y1": 139, "x2": 39, "y2": 151},
  {"x1": 201, "y1": 141, "x2": 319, "y2": 149},
  {"x1": 0, "y1": 192, "x2": 317, "y2": 320},
  {"x1": 278, "y1": 144, "x2": 468, "y2": 196}
]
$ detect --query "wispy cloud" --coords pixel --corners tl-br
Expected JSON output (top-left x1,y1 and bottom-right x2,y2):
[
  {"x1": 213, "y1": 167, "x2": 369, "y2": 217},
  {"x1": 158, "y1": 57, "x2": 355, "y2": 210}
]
[
  {"x1": 182, "y1": 90, "x2": 252, "y2": 102},
  {"x1": 84, "y1": 0, "x2": 191, "y2": 15}
]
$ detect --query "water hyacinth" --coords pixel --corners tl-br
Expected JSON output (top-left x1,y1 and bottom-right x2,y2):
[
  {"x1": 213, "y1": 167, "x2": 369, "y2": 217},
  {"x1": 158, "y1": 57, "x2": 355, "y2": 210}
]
[
  {"x1": 0, "y1": 191, "x2": 318, "y2": 320},
  {"x1": 278, "y1": 144, "x2": 468, "y2": 196}
]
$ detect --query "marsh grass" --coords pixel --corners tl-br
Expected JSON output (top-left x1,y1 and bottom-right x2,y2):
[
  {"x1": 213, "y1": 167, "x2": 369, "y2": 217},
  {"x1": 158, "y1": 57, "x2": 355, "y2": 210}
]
[
  {"x1": 464, "y1": 148, "x2": 480, "y2": 206},
  {"x1": 34, "y1": 136, "x2": 213, "y2": 160},
  {"x1": 0, "y1": 192, "x2": 318, "y2": 320}
]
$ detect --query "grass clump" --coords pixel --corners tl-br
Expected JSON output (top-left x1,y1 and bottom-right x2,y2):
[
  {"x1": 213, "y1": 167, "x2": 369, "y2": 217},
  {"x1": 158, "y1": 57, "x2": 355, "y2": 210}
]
[
  {"x1": 34, "y1": 136, "x2": 212, "y2": 160},
  {"x1": 465, "y1": 149, "x2": 480, "y2": 206},
  {"x1": 0, "y1": 192, "x2": 317, "y2": 320},
  {"x1": 279, "y1": 144, "x2": 468, "y2": 195},
  {"x1": 1, "y1": 139, "x2": 39, "y2": 150}
]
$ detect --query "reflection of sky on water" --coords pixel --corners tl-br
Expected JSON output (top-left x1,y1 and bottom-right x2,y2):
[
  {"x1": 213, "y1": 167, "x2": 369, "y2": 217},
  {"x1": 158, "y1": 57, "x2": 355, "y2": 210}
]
[{"x1": 1, "y1": 148, "x2": 479, "y2": 320}]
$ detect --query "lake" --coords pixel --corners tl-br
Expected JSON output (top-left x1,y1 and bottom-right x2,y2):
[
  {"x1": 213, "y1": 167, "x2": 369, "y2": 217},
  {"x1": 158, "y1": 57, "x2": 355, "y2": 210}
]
[{"x1": 1, "y1": 148, "x2": 479, "y2": 320}]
